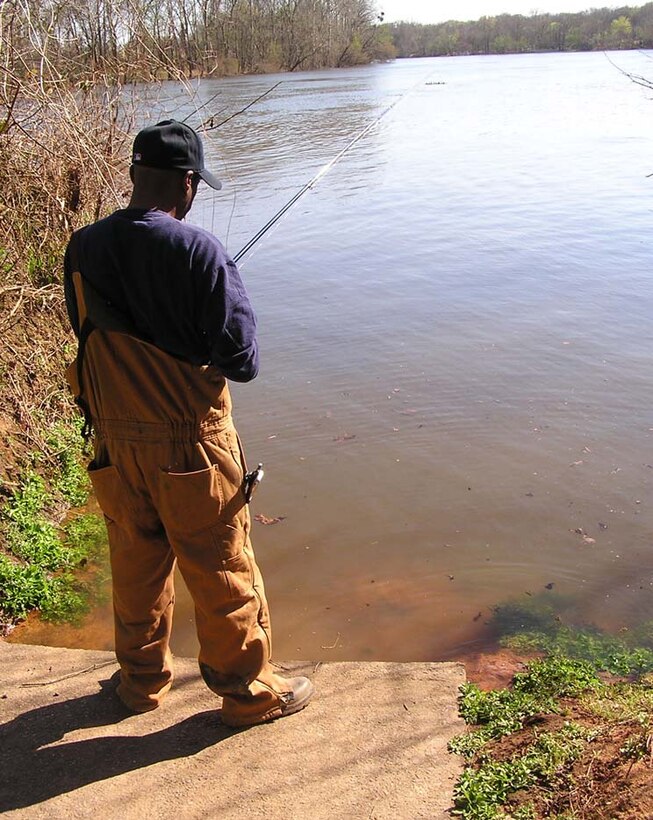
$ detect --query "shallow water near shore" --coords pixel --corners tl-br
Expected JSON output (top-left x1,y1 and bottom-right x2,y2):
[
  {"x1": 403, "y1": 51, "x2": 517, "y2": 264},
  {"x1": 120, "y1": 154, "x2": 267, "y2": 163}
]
[{"x1": 11, "y1": 50, "x2": 653, "y2": 661}]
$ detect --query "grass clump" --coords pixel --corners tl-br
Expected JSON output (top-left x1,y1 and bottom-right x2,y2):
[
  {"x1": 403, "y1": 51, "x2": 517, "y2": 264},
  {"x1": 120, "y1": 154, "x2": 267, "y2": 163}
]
[{"x1": 582, "y1": 677, "x2": 653, "y2": 724}]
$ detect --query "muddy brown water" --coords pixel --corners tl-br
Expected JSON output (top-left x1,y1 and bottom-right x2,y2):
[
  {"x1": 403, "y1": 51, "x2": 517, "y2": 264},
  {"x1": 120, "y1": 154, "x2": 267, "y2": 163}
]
[{"x1": 11, "y1": 51, "x2": 653, "y2": 661}]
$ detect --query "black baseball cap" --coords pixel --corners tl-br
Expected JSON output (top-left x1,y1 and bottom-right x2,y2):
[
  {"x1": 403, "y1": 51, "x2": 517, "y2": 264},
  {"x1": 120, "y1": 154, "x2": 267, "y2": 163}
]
[{"x1": 132, "y1": 119, "x2": 222, "y2": 190}]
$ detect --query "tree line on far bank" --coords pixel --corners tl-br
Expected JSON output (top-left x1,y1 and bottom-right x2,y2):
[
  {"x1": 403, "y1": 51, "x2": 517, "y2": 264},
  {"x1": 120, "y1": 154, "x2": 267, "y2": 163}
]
[
  {"x1": 7, "y1": 0, "x2": 394, "y2": 81},
  {"x1": 386, "y1": 3, "x2": 653, "y2": 57}
]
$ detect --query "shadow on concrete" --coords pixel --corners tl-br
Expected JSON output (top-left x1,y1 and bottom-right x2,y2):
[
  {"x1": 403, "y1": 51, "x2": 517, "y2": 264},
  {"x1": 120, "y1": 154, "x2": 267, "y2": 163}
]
[{"x1": 0, "y1": 675, "x2": 234, "y2": 811}]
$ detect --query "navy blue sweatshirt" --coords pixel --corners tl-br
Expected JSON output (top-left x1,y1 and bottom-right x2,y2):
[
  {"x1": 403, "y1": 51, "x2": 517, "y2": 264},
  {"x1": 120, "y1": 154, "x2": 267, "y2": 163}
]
[{"x1": 63, "y1": 208, "x2": 259, "y2": 382}]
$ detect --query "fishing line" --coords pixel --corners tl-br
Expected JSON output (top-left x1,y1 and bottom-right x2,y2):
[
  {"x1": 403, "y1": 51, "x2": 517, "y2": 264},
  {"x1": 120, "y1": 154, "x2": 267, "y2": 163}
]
[
  {"x1": 233, "y1": 72, "x2": 433, "y2": 265},
  {"x1": 181, "y1": 85, "x2": 225, "y2": 125},
  {"x1": 224, "y1": 182, "x2": 238, "y2": 249},
  {"x1": 183, "y1": 81, "x2": 284, "y2": 239}
]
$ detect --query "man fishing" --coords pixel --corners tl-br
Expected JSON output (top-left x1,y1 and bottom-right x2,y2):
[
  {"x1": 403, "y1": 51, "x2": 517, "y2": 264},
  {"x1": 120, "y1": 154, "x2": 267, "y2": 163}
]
[{"x1": 63, "y1": 119, "x2": 313, "y2": 727}]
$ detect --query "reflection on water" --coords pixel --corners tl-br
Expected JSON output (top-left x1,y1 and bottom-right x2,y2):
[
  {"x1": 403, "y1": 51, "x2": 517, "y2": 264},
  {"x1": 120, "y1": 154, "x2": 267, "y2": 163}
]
[{"x1": 11, "y1": 51, "x2": 653, "y2": 660}]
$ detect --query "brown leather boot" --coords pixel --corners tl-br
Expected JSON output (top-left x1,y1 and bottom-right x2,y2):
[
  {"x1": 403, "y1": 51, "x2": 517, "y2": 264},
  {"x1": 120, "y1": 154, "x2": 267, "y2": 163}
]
[{"x1": 220, "y1": 676, "x2": 314, "y2": 727}]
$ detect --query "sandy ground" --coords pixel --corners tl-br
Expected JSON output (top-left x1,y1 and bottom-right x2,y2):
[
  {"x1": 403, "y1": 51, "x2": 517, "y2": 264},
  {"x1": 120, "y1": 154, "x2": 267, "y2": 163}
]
[{"x1": 0, "y1": 641, "x2": 465, "y2": 819}]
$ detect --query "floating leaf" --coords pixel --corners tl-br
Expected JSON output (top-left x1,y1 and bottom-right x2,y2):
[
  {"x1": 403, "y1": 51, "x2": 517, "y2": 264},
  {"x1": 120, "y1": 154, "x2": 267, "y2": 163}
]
[{"x1": 254, "y1": 514, "x2": 286, "y2": 525}]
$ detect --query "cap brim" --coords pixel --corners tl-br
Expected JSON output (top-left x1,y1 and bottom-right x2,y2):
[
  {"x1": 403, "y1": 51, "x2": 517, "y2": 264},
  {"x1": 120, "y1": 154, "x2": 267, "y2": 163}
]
[{"x1": 198, "y1": 169, "x2": 222, "y2": 190}]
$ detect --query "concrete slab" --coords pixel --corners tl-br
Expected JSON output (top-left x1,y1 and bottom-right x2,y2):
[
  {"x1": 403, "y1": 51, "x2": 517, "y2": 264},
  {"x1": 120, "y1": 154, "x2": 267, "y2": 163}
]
[{"x1": 0, "y1": 641, "x2": 465, "y2": 819}]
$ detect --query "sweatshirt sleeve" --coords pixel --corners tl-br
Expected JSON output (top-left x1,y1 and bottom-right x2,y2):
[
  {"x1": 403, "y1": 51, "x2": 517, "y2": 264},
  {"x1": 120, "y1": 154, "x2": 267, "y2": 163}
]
[{"x1": 196, "y1": 241, "x2": 259, "y2": 383}]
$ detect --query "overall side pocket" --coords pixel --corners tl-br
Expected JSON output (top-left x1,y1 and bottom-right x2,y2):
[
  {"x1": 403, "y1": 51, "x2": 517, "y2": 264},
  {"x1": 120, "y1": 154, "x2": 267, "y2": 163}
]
[{"x1": 87, "y1": 463, "x2": 124, "y2": 525}]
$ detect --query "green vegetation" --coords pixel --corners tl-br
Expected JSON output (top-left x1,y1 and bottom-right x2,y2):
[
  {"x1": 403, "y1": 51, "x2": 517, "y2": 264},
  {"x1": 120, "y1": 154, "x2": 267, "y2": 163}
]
[
  {"x1": 449, "y1": 657, "x2": 600, "y2": 759},
  {"x1": 454, "y1": 721, "x2": 593, "y2": 819},
  {"x1": 450, "y1": 601, "x2": 653, "y2": 818},
  {"x1": 0, "y1": 417, "x2": 107, "y2": 625},
  {"x1": 450, "y1": 655, "x2": 653, "y2": 818},
  {"x1": 586, "y1": 678, "x2": 653, "y2": 725},
  {"x1": 0, "y1": 513, "x2": 106, "y2": 624},
  {"x1": 48, "y1": 420, "x2": 92, "y2": 508}
]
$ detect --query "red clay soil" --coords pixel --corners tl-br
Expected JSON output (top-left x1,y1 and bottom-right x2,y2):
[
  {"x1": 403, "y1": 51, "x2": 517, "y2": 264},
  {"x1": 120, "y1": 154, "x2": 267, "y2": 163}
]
[{"x1": 454, "y1": 646, "x2": 533, "y2": 690}]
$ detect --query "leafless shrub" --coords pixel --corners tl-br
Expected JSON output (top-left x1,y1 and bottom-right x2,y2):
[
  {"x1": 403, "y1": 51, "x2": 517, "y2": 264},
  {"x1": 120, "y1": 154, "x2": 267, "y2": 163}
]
[{"x1": 0, "y1": 0, "x2": 133, "y2": 477}]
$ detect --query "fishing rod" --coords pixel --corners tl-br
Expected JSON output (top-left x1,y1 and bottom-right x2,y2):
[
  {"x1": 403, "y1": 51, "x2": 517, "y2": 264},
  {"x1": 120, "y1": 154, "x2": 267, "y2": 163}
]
[
  {"x1": 233, "y1": 74, "x2": 431, "y2": 265},
  {"x1": 182, "y1": 81, "x2": 283, "y2": 130},
  {"x1": 181, "y1": 86, "x2": 224, "y2": 125},
  {"x1": 204, "y1": 81, "x2": 283, "y2": 131}
]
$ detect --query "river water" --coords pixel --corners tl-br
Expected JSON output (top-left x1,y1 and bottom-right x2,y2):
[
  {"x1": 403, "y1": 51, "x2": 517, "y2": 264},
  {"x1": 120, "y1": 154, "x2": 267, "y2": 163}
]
[{"x1": 12, "y1": 51, "x2": 653, "y2": 662}]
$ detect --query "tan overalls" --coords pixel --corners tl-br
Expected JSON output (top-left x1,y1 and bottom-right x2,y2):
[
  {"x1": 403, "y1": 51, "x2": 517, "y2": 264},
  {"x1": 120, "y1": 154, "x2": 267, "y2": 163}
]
[{"x1": 66, "y1": 268, "x2": 292, "y2": 724}]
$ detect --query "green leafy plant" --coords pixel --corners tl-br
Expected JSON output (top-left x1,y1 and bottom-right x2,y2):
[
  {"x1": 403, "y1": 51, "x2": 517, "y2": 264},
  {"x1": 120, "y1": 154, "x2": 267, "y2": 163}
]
[
  {"x1": 512, "y1": 656, "x2": 600, "y2": 699},
  {"x1": 47, "y1": 419, "x2": 90, "y2": 507},
  {"x1": 0, "y1": 420, "x2": 106, "y2": 625},
  {"x1": 0, "y1": 555, "x2": 50, "y2": 620},
  {"x1": 450, "y1": 657, "x2": 599, "y2": 761},
  {"x1": 63, "y1": 513, "x2": 106, "y2": 560},
  {"x1": 4, "y1": 472, "x2": 68, "y2": 570},
  {"x1": 452, "y1": 722, "x2": 593, "y2": 818}
]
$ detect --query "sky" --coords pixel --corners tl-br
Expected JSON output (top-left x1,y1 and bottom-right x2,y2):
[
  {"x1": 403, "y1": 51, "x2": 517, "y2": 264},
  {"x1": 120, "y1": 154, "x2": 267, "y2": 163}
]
[{"x1": 379, "y1": 1, "x2": 610, "y2": 24}]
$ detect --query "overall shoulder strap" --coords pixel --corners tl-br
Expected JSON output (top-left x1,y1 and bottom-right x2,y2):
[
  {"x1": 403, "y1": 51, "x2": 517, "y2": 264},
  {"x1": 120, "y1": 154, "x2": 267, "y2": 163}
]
[
  {"x1": 67, "y1": 234, "x2": 88, "y2": 325},
  {"x1": 67, "y1": 234, "x2": 95, "y2": 442}
]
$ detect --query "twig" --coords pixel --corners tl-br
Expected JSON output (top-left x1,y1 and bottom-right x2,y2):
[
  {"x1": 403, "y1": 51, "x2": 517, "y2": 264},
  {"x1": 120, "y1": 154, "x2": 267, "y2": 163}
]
[
  {"x1": 321, "y1": 632, "x2": 341, "y2": 650},
  {"x1": 604, "y1": 50, "x2": 653, "y2": 91},
  {"x1": 20, "y1": 659, "x2": 117, "y2": 687},
  {"x1": 6, "y1": 287, "x2": 23, "y2": 322}
]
